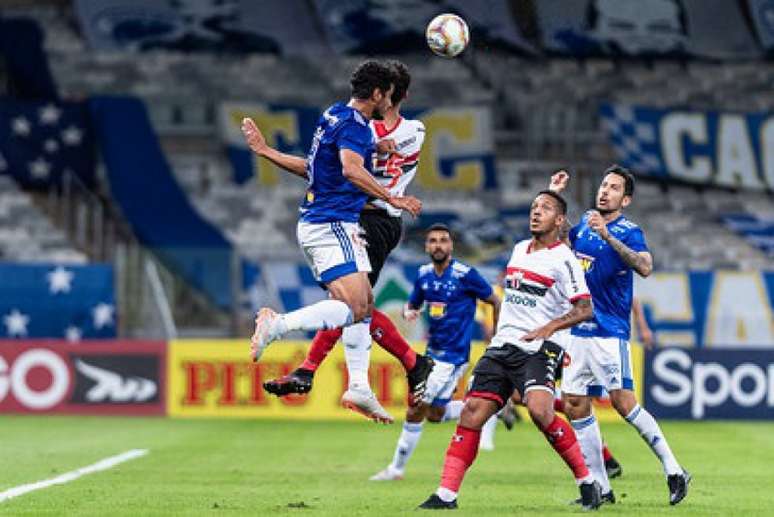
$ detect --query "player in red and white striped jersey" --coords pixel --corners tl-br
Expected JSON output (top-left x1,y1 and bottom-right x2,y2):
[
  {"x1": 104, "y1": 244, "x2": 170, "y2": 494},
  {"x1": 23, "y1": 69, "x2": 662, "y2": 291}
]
[{"x1": 419, "y1": 190, "x2": 602, "y2": 511}]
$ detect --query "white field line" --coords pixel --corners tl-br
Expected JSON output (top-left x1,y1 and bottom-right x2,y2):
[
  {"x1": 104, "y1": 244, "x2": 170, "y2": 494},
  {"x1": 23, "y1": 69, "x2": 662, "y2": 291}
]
[{"x1": 0, "y1": 449, "x2": 148, "y2": 503}]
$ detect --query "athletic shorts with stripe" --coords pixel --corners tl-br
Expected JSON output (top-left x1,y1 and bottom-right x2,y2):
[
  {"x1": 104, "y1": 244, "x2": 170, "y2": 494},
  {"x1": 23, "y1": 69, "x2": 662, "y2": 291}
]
[
  {"x1": 297, "y1": 220, "x2": 371, "y2": 285},
  {"x1": 467, "y1": 340, "x2": 564, "y2": 408},
  {"x1": 561, "y1": 335, "x2": 634, "y2": 396}
]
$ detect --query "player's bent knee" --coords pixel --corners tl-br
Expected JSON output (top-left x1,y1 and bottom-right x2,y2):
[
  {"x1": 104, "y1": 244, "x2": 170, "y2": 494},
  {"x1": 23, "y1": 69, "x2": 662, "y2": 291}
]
[
  {"x1": 526, "y1": 402, "x2": 553, "y2": 427},
  {"x1": 460, "y1": 398, "x2": 496, "y2": 429},
  {"x1": 562, "y1": 395, "x2": 589, "y2": 418},
  {"x1": 426, "y1": 408, "x2": 445, "y2": 423},
  {"x1": 610, "y1": 390, "x2": 636, "y2": 416}
]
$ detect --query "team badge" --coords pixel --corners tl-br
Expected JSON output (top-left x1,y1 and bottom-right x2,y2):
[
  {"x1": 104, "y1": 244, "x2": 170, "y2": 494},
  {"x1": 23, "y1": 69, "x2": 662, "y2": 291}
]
[
  {"x1": 575, "y1": 252, "x2": 595, "y2": 273},
  {"x1": 506, "y1": 270, "x2": 524, "y2": 289},
  {"x1": 428, "y1": 302, "x2": 447, "y2": 319}
]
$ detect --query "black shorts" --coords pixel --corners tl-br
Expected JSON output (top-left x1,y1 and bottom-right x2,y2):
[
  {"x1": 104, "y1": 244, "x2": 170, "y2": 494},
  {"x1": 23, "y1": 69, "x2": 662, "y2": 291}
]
[
  {"x1": 468, "y1": 341, "x2": 564, "y2": 408},
  {"x1": 359, "y1": 209, "x2": 402, "y2": 287}
]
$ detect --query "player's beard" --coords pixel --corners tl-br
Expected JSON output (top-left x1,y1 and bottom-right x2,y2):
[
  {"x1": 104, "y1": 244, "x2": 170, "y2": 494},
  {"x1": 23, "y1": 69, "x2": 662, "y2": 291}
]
[
  {"x1": 430, "y1": 250, "x2": 449, "y2": 265},
  {"x1": 595, "y1": 205, "x2": 616, "y2": 215},
  {"x1": 372, "y1": 107, "x2": 384, "y2": 120}
]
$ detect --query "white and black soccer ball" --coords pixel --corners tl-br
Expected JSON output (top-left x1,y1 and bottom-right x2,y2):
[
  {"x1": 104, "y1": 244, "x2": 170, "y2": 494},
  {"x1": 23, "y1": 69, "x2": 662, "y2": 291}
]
[{"x1": 425, "y1": 13, "x2": 470, "y2": 58}]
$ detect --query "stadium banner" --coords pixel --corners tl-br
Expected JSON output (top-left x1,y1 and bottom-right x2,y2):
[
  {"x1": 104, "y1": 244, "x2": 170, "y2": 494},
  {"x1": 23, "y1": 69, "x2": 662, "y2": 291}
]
[
  {"x1": 314, "y1": 0, "x2": 534, "y2": 55},
  {"x1": 0, "y1": 99, "x2": 96, "y2": 188},
  {"x1": 600, "y1": 103, "x2": 774, "y2": 191},
  {"x1": 635, "y1": 272, "x2": 774, "y2": 349},
  {"x1": 74, "y1": 0, "x2": 329, "y2": 55},
  {"x1": 0, "y1": 340, "x2": 166, "y2": 415},
  {"x1": 166, "y1": 340, "x2": 642, "y2": 421},
  {"x1": 748, "y1": 0, "x2": 774, "y2": 52},
  {"x1": 537, "y1": 0, "x2": 759, "y2": 59},
  {"x1": 0, "y1": 263, "x2": 116, "y2": 340},
  {"x1": 219, "y1": 102, "x2": 497, "y2": 191},
  {"x1": 644, "y1": 347, "x2": 774, "y2": 419}
]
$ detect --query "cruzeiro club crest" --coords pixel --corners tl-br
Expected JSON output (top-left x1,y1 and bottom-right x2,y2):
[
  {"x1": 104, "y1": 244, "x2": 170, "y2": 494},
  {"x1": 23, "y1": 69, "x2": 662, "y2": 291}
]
[{"x1": 575, "y1": 252, "x2": 596, "y2": 273}]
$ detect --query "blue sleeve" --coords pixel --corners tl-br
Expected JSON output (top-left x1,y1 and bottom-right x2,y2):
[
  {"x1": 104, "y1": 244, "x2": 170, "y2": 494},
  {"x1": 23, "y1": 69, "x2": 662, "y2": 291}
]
[
  {"x1": 464, "y1": 267, "x2": 494, "y2": 300},
  {"x1": 408, "y1": 274, "x2": 424, "y2": 308},
  {"x1": 337, "y1": 122, "x2": 371, "y2": 158},
  {"x1": 625, "y1": 227, "x2": 649, "y2": 253}
]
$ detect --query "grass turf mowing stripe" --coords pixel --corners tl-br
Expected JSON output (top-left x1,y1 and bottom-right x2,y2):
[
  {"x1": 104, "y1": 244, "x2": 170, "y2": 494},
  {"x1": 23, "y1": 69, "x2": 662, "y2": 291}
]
[{"x1": 0, "y1": 449, "x2": 148, "y2": 503}]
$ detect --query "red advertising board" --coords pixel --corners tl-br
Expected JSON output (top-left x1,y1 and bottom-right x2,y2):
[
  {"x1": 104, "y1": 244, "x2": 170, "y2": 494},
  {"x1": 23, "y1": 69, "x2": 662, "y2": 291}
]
[{"x1": 0, "y1": 340, "x2": 166, "y2": 415}]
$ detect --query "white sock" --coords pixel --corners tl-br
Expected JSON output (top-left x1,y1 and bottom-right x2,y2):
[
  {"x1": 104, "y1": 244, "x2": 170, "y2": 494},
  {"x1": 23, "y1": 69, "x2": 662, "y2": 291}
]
[
  {"x1": 436, "y1": 487, "x2": 457, "y2": 502},
  {"x1": 480, "y1": 414, "x2": 498, "y2": 450},
  {"x1": 342, "y1": 320, "x2": 372, "y2": 389},
  {"x1": 571, "y1": 414, "x2": 611, "y2": 494},
  {"x1": 442, "y1": 400, "x2": 464, "y2": 422},
  {"x1": 282, "y1": 299, "x2": 352, "y2": 332},
  {"x1": 389, "y1": 421, "x2": 423, "y2": 473},
  {"x1": 625, "y1": 404, "x2": 681, "y2": 476}
]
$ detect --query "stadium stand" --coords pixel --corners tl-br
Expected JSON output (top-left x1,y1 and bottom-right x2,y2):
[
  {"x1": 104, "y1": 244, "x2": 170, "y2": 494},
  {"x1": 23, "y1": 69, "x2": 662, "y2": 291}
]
[{"x1": 2, "y1": 1, "x2": 772, "y2": 335}]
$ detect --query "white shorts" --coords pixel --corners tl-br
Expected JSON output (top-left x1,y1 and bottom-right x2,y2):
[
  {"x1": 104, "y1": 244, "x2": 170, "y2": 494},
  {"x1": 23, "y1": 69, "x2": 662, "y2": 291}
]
[
  {"x1": 297, "y1": 221, "x2": 371, "y2": 284},
  {"x1": 561, "y1": 335, "x2": 634, "y2": 397},
  {"x1": 422, "y1": 360, "x2": 468, "y2": 407}
]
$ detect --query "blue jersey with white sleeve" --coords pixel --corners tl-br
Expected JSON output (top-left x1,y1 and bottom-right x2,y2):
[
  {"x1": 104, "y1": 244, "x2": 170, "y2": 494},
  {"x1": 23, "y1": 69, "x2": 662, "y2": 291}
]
[
  {"x1": 408, "y1": 260, "x2": 494, "y2": 366},
  {"x1": 300, "y1": 103, "x2": 375, "y2": 224},
  {"x1": 569, "y1": 213, "x2": 649, "y2": 340}
]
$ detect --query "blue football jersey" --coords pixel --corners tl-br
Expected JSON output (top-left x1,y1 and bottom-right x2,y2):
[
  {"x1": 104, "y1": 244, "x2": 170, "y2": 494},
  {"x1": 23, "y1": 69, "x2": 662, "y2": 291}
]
[
  {"x1": 408, "y1": 260, "x2": 494, "y2": 366},
  {"x1": 300, "y1": 103, "x2": 375, "y2": 224},
  {"x1": 569, "y1": 213, "x2": 649, "y2": 340}
]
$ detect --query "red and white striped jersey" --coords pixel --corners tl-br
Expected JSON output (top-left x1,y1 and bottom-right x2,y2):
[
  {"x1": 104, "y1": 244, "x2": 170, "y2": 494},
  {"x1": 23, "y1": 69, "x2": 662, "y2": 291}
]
[
  {"x1": 370, "y1": 117, "x2": 425, "y2": 217},
  {"x1": 491, "y1": 239, "x2": 591, "y2": 353}
]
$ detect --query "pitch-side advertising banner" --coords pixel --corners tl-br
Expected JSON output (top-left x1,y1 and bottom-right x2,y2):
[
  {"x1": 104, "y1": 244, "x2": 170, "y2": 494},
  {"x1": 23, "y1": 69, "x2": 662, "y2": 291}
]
[
  {"x1": 167, "y1": 340, "x2": 642, "y2": 421},
  {"x1": 219, "y1": 103, "x2": 497, "y2": 191},
  {"x1": 0, "y1": 340, "x2": 166, "y2": 414},
  {"x1": 644, "y1": 347, "x2": 774, "y2": 419},
  {"x1": 601, "y1": 103, "x2": 774, "y2": 191}
]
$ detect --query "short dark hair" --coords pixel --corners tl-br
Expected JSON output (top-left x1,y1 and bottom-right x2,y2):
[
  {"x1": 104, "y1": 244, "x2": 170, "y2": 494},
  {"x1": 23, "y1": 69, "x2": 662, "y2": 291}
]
[
  {"x1": 386, "y1": 60, "x2": 411, "y2": 105},
  {"x1": 604, "y1": 164, "x2": 635, "y2": 197},
  {"x1": 350, "y1": 60, "x2": 394, "y2": 101},
  {"x1": 535, "y1": 190, "x2": 567, "y2": 215},
  {"x1": 426, "y1": 223, "x2": 452, "y2": 237}
]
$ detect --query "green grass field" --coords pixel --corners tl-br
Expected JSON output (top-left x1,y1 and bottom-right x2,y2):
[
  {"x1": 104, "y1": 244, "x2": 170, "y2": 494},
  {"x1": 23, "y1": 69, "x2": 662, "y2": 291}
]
[{"x1": 1, "y1": 416, "x2": 771, "y2": 516}]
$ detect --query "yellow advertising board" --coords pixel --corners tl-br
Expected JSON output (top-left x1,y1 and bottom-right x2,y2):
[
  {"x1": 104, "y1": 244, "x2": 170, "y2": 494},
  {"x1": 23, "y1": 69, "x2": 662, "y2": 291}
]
[{"x1": 168, "y1": 339, "x2": 643, "y2": 421}]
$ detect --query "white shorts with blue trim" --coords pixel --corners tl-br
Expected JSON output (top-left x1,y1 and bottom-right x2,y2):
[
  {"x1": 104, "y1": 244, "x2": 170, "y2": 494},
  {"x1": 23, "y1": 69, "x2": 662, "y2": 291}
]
[
  {"x1": 561, "y1": 335, "x2": 634, "y2": 397},
  {"x1": 297, "y1": 220, "x2": 371, "y2": 284},
  {"x1": 422, "y1": 359, "x2": 468, "y2": 407}
]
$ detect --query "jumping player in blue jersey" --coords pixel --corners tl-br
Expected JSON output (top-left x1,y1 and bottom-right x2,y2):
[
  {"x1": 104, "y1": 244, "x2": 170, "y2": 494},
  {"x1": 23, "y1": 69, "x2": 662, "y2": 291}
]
[
  {"x1": 241, "y1": 61, "x2": 421, "y2": 423},
  {"x1": 369, "y1": 224, "x2": 506, "y2": 482},
  {"x1": 550, "y1": 165, "x2": 690, "y2": 506}
]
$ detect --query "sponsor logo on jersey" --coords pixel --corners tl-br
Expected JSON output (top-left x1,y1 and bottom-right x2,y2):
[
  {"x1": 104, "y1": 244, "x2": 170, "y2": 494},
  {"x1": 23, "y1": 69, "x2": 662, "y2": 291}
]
[
  {"x1": 504, "y1": 293, "x2": 537, "y2": 308},
  {"x1": 428, "y1": 302, "x2": 447, "y2": 319},
  {"x1": 575, "y1": 252, "x2": 596, "y2": 273}
]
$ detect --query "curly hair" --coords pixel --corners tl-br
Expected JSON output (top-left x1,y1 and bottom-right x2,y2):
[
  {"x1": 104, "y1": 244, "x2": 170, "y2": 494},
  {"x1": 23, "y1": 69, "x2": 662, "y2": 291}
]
[{"x1": 350, "y1": 60, "x2": 395, "y2": 100}]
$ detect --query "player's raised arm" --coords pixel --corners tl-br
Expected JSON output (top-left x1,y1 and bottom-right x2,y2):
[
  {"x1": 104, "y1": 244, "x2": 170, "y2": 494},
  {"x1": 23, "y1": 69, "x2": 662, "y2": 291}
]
[
  {"x1": 340, "y1": 148, "x2": 421, "y2": 216},
  {"x1": 549, "y1": 169, "x2": 570, "y2": 193},
  {"x1": 586, "y1": 210, "x2": 653, "y2": 277},
  {"x1": 241, "y1": 117, "x2": 308, "y2": 179}
]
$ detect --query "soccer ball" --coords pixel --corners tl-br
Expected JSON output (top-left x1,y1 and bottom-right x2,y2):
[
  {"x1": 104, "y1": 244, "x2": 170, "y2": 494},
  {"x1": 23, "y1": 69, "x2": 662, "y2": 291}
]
[{"x1": 426, "y1": 13, "x2": 470, "y2": 58}]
